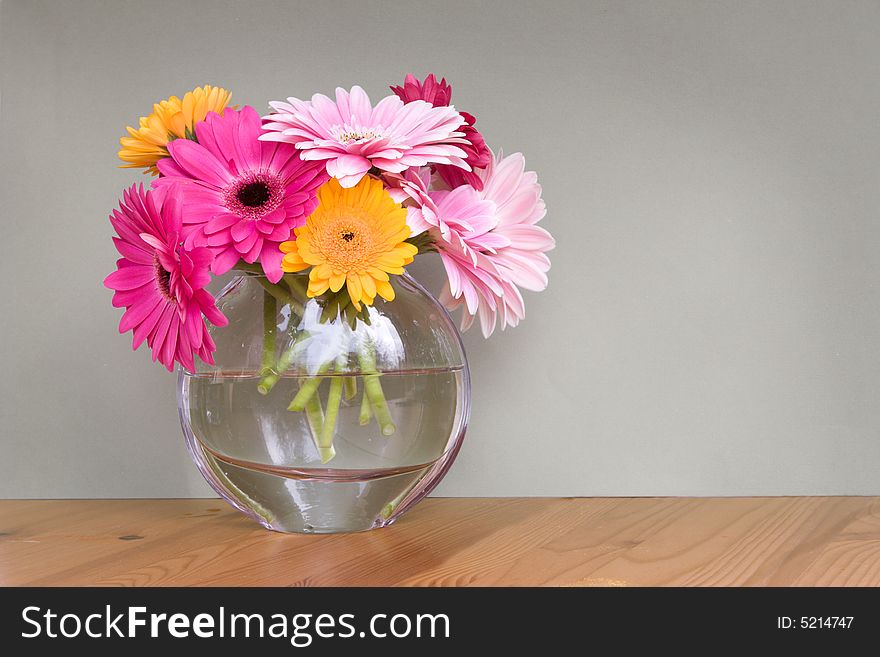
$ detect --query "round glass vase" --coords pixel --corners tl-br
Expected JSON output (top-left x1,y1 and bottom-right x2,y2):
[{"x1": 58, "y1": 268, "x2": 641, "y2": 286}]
[{"x1": 177, "y1": 269, "x2": 470, "y2": 534}]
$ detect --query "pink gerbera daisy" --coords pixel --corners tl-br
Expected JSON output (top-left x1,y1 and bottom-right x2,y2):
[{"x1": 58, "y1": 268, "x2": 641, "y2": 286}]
[
  {"x1": 430, "y1": 186, "x2": 509, "y2": 329},
  {"x1": 399, "y1": 151, "x2": 553, "y2": 337},
  {"x1": 154, "y1": 106, "x2": 328, "y2": 282},
  {"x1": 260, "y1": 86, "x2": 471, "y2": 188},
  {"x1": 391, "y1": 74, "x2": 492, "y2": 191},
  {"x1": 104, "y1": 184, "x2": 227, "y2": 372},
  {"x1": 384, "y1": 167, "x2": 441, "y2": 235}
]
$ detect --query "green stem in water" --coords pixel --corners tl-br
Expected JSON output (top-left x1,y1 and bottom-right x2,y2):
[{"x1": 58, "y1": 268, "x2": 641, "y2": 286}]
[
  {"x1": 258, "y1": 330, "x2": 309, "y2": 395},
  {"x1": 364, "y1": 374, "x2": 395, "y2": 435},
  {"x1": 358, "y1": 384, "x2": 373, "y2": 426},
  {"x1": 260, "y1": 291, "x2": 277, "y2": 377},
  {"x1": 318, "y1": 371, "x2": 344, "y2": 464},
  {"x1": 287, "y1": 361, "x2": 332, "y2": 411},
  {"x1": 344, "y1": 376, "x2": 357, "y2": 400},
  {"x1": 381, "y1": 483, "x2": 419, "y2": 520},
  {"x1": 358, "y1": 343, "x2": 396, "y2": 436},
  {"x1": 197, "y1": 442, "x2": 274, "y2": 525},
  {"x1": 302, "y1": 388, "x2": 329, "y2": 461}
]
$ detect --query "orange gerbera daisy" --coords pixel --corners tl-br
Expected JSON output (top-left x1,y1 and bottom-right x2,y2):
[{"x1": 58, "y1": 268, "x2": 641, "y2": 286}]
[
  {"x1": 118, "y1": 85, "x2": 233, "y2": 175},
  {"x1": 280, "y1": 177, "x2": 417, "y2": 309}
]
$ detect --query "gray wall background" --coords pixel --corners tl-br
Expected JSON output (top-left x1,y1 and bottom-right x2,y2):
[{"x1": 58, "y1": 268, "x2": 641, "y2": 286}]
[{"x1": 2, "y1": 0, "x2": 879, "y2": 498}]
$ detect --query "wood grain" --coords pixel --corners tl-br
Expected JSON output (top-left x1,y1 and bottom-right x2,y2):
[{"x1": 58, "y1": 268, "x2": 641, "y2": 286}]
[{"x1": 1, "y1": 498, "x2": 879, "y2": 586}]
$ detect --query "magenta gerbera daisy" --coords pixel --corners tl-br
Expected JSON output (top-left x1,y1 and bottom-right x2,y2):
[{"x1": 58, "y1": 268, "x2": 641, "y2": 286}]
[
  {"x1": 260, "y1": 86, "x2": 471, "y2": 188},
  {"x1": 154, "y1": 106, "x2": 328, "y2": 282},
  {"x1": 104, "y1": 184, "x2": 227, "y2": 372},
  {"x1": 390, "y1": 73, "x2": 453, "y2": 106},
  {"x1": 391, "y1": 73, "x2": 492, "y2": 191}
]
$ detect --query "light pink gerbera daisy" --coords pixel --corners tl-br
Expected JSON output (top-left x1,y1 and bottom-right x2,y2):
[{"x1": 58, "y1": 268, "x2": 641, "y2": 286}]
[
  {"x1": 391, "y1": 73, "x2": 492, "y2": 191},
  {"x1": 104, "y1": 184, "x2": 227, "y2": 372},
  {"x1": 260, "y1": 86, "x2": 471, "y2": 188},
  {"x1": 154, "y1": 106, "x2": 328, "y2": 282},
  {"x1": 402, "y1": 151, "x2": 553, "y2": 337}
]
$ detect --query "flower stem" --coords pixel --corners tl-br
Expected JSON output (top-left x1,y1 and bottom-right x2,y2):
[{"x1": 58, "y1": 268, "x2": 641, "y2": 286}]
[
  {"x1": 258, "y1": 330, "x2": 309, "y2": 394},
  {"x1": 319, "y1": 371, "x2": 344, "y2": 464},
  {"x1": 254, "y1": 276, "x2": 295, "y2": 310},
  {"x1": 284, "y1": 273, "x2": 309, "y2": 299},
  {"x1": 303, "y1": 387, "x2": 329, "y2": 461},
  {"x1": 287, "y1": 360, "x2": 332, "y2": 411},
  {"x1": 364, "y1": 374, "x2": 395, "y2": 436},
  {"x1": 358, "y1": 385, "x2": 373, "y2": 425},
  {"x1": 202, "y1": 446, "x2": 275, "y2": 525},
  {"x1": 280, "y1": 275, "x2": 306, "y2": 318},
  {"x1": 288, "y1": 376, "x2": 323, "y2": 411},
  {"x1": 358, "y1": 343, "x2": 396, "y2": 436},
  {"x1": 234, "y1": 264, "x2": 304, "y2": 319},
  {"x1": 231, "y1": 261, "x2": 262, "y2": 274},
  {"x1": 381, "y1": 485, "x2": 417, "y2": 520},
  {"x1": 260, "y1": 291, "x2": 276, "y2": 378},
  {"x1": 344, "y1": 376, "x2": 357, "y2": 400}
]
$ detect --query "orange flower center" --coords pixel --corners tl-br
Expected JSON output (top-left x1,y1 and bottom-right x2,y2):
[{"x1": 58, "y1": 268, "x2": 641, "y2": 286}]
[{"x1": 313, "y1": 216, "x2": 375, "y2": 270}]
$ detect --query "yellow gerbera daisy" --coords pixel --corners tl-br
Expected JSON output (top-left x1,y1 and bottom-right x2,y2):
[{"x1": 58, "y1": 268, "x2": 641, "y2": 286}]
[
  {"x1": 118, "y1": 85, "x2": 233, "y2": 175},
  {"x1": 280, "y1": 177, "x2": 418, "y2": 310}
]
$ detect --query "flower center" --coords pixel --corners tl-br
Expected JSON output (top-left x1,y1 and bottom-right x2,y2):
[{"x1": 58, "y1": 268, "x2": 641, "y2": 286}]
[
  {"x1": 237, "y1": 181, "x2": 270, "y2": 208},
  {"x1": 224, "y1": 171, "x2": 283, "y2": 220},
  {"x1": 154, "y1": 255, "x2": 175, "y2": 302},
  {"x1": 315, "y1": 217, "x2": 376, "y2": 270},
  {"x1": 333, "y1": 123, "x2": 383, "y2": 145}
]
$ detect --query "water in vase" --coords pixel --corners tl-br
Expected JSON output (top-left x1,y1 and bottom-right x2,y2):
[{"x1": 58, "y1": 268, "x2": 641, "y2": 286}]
[{"x1": 179, "y1": 368, "x2": 467, "y2": 533}]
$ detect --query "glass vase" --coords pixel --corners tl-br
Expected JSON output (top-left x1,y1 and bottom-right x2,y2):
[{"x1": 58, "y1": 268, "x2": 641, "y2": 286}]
[{"x1": 177, "y1": 269, "x2": 470, "y2": 533}]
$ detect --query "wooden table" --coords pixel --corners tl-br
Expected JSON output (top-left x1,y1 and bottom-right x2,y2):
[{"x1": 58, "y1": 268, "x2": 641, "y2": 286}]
[{"x1": 1, "y1": 498, "x2": 878, "y2": 586}]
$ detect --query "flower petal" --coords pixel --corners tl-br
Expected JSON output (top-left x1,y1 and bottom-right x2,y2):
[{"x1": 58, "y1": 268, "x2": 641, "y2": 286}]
[{"x1": 166, "y1": 139, "x2": 234, "y2": 188}]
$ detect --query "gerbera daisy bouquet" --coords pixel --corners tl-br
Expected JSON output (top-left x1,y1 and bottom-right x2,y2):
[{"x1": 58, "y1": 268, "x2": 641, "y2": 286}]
[{"x1": 105, "y1": 76, "x2": 554, "y2": 466}]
